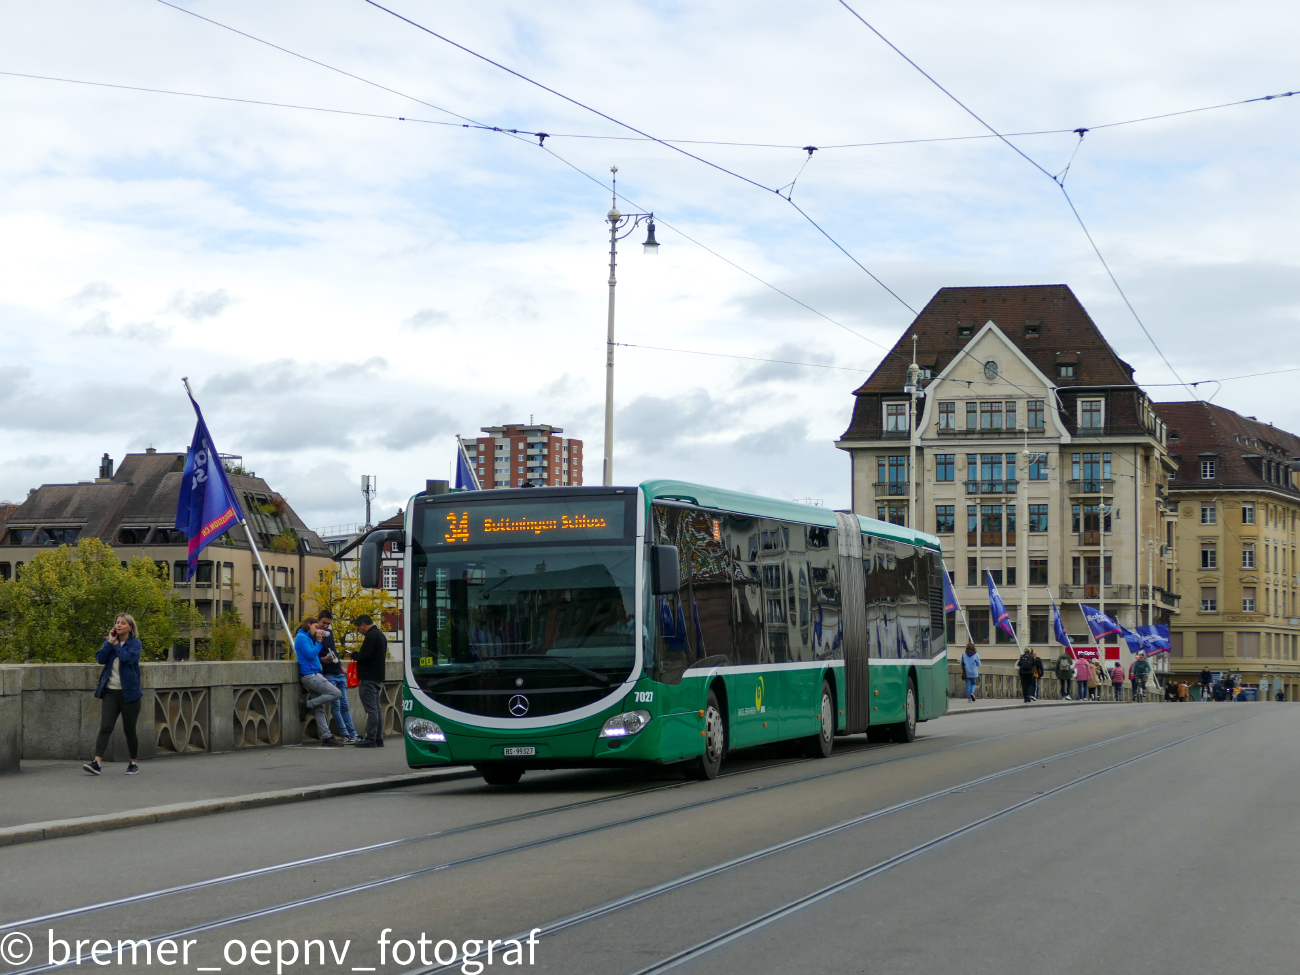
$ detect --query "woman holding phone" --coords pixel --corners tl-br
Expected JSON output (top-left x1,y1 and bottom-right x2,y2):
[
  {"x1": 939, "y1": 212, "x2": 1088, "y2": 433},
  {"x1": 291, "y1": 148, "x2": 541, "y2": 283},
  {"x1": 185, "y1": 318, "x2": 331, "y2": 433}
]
[{"x1": 83, "y1": 614, "x2": 144, "y2": 775}]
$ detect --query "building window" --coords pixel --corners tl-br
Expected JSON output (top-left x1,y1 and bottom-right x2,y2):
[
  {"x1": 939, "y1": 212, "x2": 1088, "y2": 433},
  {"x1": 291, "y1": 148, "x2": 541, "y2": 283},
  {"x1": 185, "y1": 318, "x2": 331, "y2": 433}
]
[
  {"x1": 1201, "y1": 504, "x2": 1216, "y2": 525},
  {"x1": 1200, "y1": 459, "x2": 1217, "y2": 479},
  {"x1": 1029, "y1": 615, "x2": 1049, "y2": 643},
  {"x1": 938, "y1": 402, "x2": 956, "y2": 430},
  {"x1": 1028, "y1": 504, "x2": 1049, "y2": 532},
  {"x1": 1057, "y1": 364, "x2": 1075, "y2": 379},
  {"x1": 885, "y1": 402, "x2": 908, "y2": 432},
  {"x1": 980, "y1": 505, "x2": 1003, "y2": 546},
  {"x1": 1072, "y1": 504, "x2": 1111, "y2": 533},
  {"x1": 1029, "y1": 559, "x2": 1048, "y2": 586},
  {"x1": 1242, "y1": 588, "x2": 1256, "y2": 612},
  {"x1": 967, "y1": 608, "x2": 990, "y2": 643},
  {"x1": 979, "y1": 454, "x2": 1003, "y2": 490},
  {"x1": 1071, "y1": 452, "x2": 1111, "y2": 484},
  {"x1": 877, "y1": 505, "x2": 887, "y2": 522},
  {"x1": 967, "y1": 506, "x2": 978, "y2": 547},
  {"x1": 1005, "y1": 453, "x2": 1017, "y2": 486},
  {"x1": 1028, "y1": 453, "x2": 1049, "y2": 480},
  {"x1": 935, "y1": 454, "x2": 955, "y2": 482},
  {"x1": 979, "y1": 401, "x2": 1002, "y2": 430},
  {"x1": 886, "y1": 504, "x2": 907, "y2": 526},
  {"x1": 1079, "y1": 400, "x2": 1103, "y2": 430},
  {"x1": 966, "y1": 402, "x2": 978, "y2": 429},
  {"x1": 967, "y1": 556, "x2": 979, "y2": 587},
  {"x1": 382, "y1": 565, "x2": 398, "y2": 590},
  {"x1": 935, "y1": 505, "x2": 955, "y2": 534},
  {"x1": 1242, "y1": 503, "x2": 1255, "y2": 525},
  {"x1": 1200, "y1": 544, "x2": 1217, "y2": 569},
  {"x1": 0, "y1": 563, "x2": 9, "y2": 581},
  {"x1": 1004, "y1": 401, "x2": 1017, "y2": 430},
  {"x1": 888, "y1": 455, "x2": 908, "y2": 489},
  {"x1": 1200, "y1": 587, "x2": 1217, "y2": 612},
  {"x1": 1027, "y1": 400, "x2": 1045, "y2": 429},
  {"x1": 1242, "y1": 544, "x2": 1255, "y2": 569}
]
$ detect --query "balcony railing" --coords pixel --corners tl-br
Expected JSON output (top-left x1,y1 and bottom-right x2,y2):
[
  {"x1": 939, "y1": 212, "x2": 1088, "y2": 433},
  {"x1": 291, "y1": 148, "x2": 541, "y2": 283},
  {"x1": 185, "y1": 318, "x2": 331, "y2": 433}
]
[
  {"x1": 1140, "y1": 585, "x2": 1182, "y2": 610},
  {"x1": 1068, "y1": 479, "x2": 1114, "y2": 495},
  {"x1": 1059, "y1": 584, "x2": 1133, "y2": 601},
  {"x1": 964, "y1": 479, "x2": 1019, "y2": 495},
  {"x1": 872, "y1": 481, "x2": 915, "y2": 497}
]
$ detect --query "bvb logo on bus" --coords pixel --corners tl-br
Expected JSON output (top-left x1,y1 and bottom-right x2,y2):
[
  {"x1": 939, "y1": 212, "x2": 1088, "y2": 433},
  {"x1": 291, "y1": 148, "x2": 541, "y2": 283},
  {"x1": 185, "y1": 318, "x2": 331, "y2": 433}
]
[{"x1": 755, "y1": 676, "x2": 765, "y2": 713}]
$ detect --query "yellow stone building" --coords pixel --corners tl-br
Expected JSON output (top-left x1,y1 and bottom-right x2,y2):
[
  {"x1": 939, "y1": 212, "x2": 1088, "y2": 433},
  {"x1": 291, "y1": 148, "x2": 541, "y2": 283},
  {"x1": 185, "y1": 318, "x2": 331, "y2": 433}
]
[{"x1": 1155, "y1": 402, "x2": 1300, "y2": 699}]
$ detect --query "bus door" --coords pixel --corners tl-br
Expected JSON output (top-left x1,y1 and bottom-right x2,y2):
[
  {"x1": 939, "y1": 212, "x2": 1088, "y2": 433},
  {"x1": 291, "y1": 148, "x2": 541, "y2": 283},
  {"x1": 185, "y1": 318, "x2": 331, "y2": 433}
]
[{"x1": 834, "y1": 513, "x2": 870, "y2": 734}]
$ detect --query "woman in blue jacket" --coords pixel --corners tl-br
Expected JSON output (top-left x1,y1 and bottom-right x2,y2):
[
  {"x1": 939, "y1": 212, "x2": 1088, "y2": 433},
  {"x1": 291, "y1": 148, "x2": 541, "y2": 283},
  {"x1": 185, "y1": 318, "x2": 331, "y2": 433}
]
[{"x1": 83, "y1": 614, "x2": 144, "y2": 775}]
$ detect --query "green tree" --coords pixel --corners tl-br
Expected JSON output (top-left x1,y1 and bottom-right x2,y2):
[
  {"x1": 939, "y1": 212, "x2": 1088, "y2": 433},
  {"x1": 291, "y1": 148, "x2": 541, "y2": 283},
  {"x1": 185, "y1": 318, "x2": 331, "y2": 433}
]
[
  {"x1": 306, "y1": 566, "x2": 397, "y2": 653},
  {"x1": 198, "y1": 605, "x2": 253, "y2": 661},
  {"x1": 0, "y1": 537, "x2": 203, "y2": 662}
]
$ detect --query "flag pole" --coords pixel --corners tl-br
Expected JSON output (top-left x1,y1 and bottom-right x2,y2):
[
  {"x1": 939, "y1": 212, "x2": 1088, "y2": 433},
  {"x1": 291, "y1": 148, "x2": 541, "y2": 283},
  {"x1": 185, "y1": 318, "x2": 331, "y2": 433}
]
[
  {"x1": 945, "y1": 559, "x2": 974, "y2": 646},
  {"x1": 181, "y1": 377, "x2": 296, "y2": 656}
]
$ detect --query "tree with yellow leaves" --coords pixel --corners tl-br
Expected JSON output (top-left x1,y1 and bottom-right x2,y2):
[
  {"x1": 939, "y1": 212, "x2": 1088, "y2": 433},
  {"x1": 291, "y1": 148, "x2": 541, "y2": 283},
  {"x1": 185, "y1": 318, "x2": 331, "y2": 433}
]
[{"x1": 305, "y1": 565, "x2": 398, "y2": 653}]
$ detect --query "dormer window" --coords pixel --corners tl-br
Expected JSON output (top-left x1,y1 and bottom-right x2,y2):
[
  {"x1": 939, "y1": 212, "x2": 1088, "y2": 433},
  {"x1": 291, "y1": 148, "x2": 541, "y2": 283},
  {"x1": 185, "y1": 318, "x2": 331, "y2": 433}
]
[
  {"x1": 1169, "y1": 430, "x2": 1180, "y2": 441},
  {"x1": 1024, "y1": 321, "x2": 1041, "y2": 338},
  {"x1": 957, "y1": 325, "x2": 972, "y2": 338},
  {"x1": 1078, "y1": 399, "x2": 1104, "y2": 431},
  {"x1": 1200, "y1": 459, "x2": 1217, "y2": 480},
  {"x1": 884, "y1": 402, "x2": 908, "y2": 432},
  {"x1": 1057, "y1": 364, "x2": 1076, "y2": 379}
]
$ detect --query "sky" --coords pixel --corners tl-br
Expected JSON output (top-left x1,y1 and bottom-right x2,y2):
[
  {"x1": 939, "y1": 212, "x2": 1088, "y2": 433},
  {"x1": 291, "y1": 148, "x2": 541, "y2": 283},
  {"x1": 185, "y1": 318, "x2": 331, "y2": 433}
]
[{"x1": 0, "y1": 0, "x2": 1297, "y2": 530}]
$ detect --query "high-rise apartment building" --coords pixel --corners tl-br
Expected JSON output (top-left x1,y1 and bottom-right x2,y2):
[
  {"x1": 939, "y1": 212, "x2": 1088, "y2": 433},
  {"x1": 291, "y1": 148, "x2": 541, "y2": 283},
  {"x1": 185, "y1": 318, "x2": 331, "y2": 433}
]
[
  {"x1": 463, "y1": 423, "x2": 583, "y2": 489},
  {"x1": 1154, "y1": 401, "x2": 1300, "y2": 699},
  {"x1": 836, "y1": 285, "x2": 1179, "y2": 664}
]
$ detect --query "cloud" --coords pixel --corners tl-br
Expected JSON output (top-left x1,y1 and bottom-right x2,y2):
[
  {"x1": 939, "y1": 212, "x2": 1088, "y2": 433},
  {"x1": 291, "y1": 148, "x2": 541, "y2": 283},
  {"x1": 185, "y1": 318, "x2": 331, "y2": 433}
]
[
  {"x1": 616, "y1": 389, "x2": 735, "y2": 454},
  {"x1": 67, "y1": 281, "x2": 119, "y2": 308},
  {"x1": 374, "y1": 407, "x2": 458, "y2": 450},
  {"x1": 324, "y1": 356, "x2": 387, "y2": 382},
  {"x1": 72, "y1": 312, "x2": 169, "y2": 343},
  {"x1": 402, "y1": 308, "x2": 453, "y2": 331},
  {"x1": 165, "y1": 288, "x2": 235, "y2": 322},
  {"x1": 738, "y1": 343, "x2": 836, "y2": 385}
]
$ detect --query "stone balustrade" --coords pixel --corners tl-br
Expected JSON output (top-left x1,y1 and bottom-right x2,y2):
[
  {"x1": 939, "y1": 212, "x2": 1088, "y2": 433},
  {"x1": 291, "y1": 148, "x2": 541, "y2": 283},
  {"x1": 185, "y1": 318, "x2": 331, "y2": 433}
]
[{"x1": 0, "y1": 660, "x2": 405, "y2": 772}]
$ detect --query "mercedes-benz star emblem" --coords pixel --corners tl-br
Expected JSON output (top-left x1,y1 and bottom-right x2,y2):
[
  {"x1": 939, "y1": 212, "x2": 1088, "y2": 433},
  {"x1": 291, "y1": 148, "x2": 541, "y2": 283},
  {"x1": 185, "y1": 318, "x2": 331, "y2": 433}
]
[{"x1": 508, "y1": 695, "x2": 530, "y2": 717}]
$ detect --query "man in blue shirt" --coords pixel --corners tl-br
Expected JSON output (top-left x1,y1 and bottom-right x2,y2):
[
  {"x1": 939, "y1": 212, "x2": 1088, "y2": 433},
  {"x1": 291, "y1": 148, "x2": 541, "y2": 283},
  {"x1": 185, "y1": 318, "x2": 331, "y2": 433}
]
[
  {"x1": 317, "y1": 611, "x2": 359, "y2": 743},
  {"x1": 296, "y1": 617, "x2": 344, "y2": 747}
]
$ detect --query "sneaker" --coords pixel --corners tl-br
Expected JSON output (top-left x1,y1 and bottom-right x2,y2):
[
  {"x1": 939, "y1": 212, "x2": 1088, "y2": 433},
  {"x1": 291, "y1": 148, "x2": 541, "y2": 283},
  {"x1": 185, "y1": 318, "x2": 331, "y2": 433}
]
[
  {"x1": 1064, "y1": 695, "x2": 1071, "y2": 700},
  {"x1": 353, "y1": 739, "x2": 378, "y2": 748},
  {"x1": 321, "y1": 737, "x2": 344, "y2": 748},
  {"x1": 83, "y1": 760, "x2": 102, "y2": 776},
  {"x1": 345, "y1": 736, "x2": 362, "y2": 744},
  {"x1": 126, "y1": 761, "x2": 139, "y2": 775},
  {"x1": 1031, "y1": 696, "x2": 1038, "y2": 702}
]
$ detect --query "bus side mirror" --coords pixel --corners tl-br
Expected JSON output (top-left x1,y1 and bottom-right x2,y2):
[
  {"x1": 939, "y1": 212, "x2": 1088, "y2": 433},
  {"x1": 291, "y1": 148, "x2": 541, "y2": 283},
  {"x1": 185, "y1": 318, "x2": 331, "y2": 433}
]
[
  {"x1": 359, "y1": 529, "x2": 404, "y2": 589},
  {"x1": 650, "y1": 544, "x2": 679, "y2": 594}
]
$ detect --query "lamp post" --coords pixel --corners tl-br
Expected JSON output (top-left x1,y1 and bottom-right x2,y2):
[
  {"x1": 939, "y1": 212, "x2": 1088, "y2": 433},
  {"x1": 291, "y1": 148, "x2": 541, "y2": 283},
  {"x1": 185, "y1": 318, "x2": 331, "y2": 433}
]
[
  {"x1": 903, "y1": 335, "x2": 921, "y2": 528},
  {"x1": 602, "y1": 165, "x2": 659, "y2": 487}
]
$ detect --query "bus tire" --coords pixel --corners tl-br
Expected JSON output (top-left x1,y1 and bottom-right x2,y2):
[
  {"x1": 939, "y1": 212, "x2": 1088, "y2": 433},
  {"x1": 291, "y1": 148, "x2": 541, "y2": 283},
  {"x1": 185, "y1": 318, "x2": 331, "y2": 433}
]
[
  {"x1": 889, "y1": 678, "x2": 918, "y2": 744},
  {"x1": 685, "y1": 689, "x2": 726, "y2": 780},
  {"x1": 802, "y1": 678, "x2": 835, "y2": 758},
  {"x1": 475, "y1": 763, "x2": 524, "y2": 786}
]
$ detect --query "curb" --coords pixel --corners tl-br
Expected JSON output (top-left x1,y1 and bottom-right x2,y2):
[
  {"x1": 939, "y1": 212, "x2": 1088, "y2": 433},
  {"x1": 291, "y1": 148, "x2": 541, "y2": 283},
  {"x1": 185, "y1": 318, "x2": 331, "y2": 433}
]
[
  {"x1": 0, "y1": 766, "x2": 476, "y2": 849},
  {"x1": 942, "y1": 699, "x2": 1173, "y2": 716}
]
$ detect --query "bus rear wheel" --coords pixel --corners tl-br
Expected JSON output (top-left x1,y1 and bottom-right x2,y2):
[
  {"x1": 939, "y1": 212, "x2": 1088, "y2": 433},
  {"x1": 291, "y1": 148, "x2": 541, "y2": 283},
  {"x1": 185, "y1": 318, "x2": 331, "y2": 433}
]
[
  {"x1": 889, "y1": 679, "x2": 918, "y2": 744},
  {"x1": 803, "y1": 679, "x2": 835, "y2": 758},
  {"x1": 475, "y1": 763, "x2": 524, "y2": 786},
  {"x1": 685, "y1": 690, "x2": 725, "y2": 780}
]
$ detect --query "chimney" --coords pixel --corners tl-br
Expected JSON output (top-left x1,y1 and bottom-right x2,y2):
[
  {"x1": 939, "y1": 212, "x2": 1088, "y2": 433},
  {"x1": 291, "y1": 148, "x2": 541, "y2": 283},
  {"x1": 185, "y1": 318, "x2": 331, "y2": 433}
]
[{"x1": 97, "y1": 453, "x2": 115, "y2": 482}]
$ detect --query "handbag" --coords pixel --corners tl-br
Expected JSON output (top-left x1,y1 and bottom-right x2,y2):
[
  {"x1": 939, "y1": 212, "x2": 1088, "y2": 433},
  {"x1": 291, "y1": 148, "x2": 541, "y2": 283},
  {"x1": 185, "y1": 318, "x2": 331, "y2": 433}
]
[{"x1": 345, "y1": 660, "x2": 360, "y2": 689}]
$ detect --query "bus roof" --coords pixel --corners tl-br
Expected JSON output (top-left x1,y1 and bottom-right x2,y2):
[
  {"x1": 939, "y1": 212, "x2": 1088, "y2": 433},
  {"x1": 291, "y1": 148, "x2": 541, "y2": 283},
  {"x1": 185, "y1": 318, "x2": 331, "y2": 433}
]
[{"x1": 640, "y1": 479, "x2": 942, "y2": 552}]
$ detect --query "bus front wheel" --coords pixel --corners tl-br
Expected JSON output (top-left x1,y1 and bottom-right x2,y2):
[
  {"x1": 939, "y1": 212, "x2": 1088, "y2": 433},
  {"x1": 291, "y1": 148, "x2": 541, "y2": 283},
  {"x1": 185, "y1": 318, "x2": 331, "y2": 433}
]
[
  {"x1": 685, "y1": 690, "x2": 726, "y2": 780},
  {"x1": 889, "y1": 679, "x2": 918, "y2": 744},
  {"x1": 803, "y1": 679, "x2": 835, "y2": 758},
  {"x1": 476, "y1": 763, "x2": 524, "y2": 786}
]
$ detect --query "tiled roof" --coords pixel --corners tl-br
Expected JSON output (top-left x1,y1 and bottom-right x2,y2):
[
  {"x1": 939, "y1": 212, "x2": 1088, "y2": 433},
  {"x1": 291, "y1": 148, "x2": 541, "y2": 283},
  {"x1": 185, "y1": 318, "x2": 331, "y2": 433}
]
[
  {"x1": 1155, "y1": 401, "x2": 1300, "y2": 493},
  {"x1": 841, "y1": 284, "x2": 1142, "y2": 441}
]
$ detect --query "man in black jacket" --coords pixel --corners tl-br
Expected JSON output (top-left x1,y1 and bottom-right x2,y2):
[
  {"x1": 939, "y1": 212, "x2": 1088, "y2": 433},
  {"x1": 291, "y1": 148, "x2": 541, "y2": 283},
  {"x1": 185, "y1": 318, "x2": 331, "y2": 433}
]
[{"x1": 350, "y1": 615, "x2": 388, "y2": 747}]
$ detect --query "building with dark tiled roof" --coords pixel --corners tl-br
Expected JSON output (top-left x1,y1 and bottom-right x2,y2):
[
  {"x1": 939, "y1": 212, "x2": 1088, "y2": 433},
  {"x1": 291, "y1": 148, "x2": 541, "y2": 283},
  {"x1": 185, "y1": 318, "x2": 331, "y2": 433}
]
[
  {"x1": 837, "y1": 285, "x2": 1180, "y2": 666},
  {"x1": 0, "y1": 449, "x2": 334, "y2": 659},
  {"x1": 1154, "y1": 401, "x2": 1300, "y2": 698}
]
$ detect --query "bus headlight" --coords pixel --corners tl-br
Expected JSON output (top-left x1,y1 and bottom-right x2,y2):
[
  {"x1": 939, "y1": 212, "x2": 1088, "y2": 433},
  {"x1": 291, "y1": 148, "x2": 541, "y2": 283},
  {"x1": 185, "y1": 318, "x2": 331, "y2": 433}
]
[
  {"x1": 405, "y1": 717, "x2": 446, "y2": 742},
  {"x1": 599, "y1": 710, "x2": 652, "y2": 738}
]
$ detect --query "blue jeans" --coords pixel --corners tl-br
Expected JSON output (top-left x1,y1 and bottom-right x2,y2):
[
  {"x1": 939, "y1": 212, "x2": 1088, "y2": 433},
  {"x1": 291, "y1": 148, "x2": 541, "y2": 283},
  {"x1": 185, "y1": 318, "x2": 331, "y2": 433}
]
[
  {"x1": 1076, "y1": 680, "x2": 1089, "y2": 699},
  {"x1": 325, "y1": 673, "x2": 356, "y2": 738},
  {"x1": 964, "y1": 677, "x2": 978, "y2": 698}
]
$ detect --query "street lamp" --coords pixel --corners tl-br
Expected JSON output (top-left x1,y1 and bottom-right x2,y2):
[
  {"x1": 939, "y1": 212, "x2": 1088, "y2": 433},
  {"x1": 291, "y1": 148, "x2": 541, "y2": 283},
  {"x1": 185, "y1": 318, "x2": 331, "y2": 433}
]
[
  {"x1": 903, "y1": 336, "x2": 921, "y2": 527},
  {"x1": 603, "y1": 165, "x2": 659, "y2": 487}
]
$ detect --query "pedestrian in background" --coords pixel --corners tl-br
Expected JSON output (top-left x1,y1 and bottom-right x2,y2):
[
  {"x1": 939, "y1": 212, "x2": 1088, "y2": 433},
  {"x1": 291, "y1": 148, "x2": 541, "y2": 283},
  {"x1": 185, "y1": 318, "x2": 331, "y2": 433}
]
[
  {"x1": 1056, "y1": 653, "x2": 1074, "y2": 700},
  {"x1": 1074, "y1": 654, "x2": 1092, "y2": 701},
  {"x1": 1088, "y1": 658, "x2": 1102, "y2": 700},
  {"x1": 296, "y1": 617, "x2": 344, "y2": 747},
  {"x1": 1222, "y1": 672, "x2": 1235, "y2": 702},
  {"x1": 350, "y1": 614, "x2": 388, "y2": 747},
  {"x1": 1199, "y1": 666, "x2": 1212, "y2": 702},
  {"x1": 1130, "y1": 652, "x2": 1151, "y2": 702},
  {"x1": 961, "y1": 642, "x2": 981, "y2": 702},
  {"x1": 1017, "y1": 647, "x2": 1037, "y2": 704},
  {"x1": 1178, "y1": 681, "x2": 1189, "y2": 702},
  {"x1": 84, "y1": 614, "x2": 143, "y2": 776},
  {"x1": 316, "y1": 611, "x2": 359, "y2": 744},
  {"x1": 1032, "y1": 650, "x2": 1044, "y2": 702},
  {"x1": 1110, "y1": 660, "x2": 1126, "y2": 702}
]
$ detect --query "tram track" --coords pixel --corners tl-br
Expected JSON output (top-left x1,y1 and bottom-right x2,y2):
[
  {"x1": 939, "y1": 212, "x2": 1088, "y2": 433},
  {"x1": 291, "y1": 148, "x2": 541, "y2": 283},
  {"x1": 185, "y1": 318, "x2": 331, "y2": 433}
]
[
  {"x1": 2, "y1": 707, "x2": 1197, "y2": 975},
  {"x1": 0, "y1": 708, "x2": 1076, "y2": 938},
  {"x1": 398, "y1": 707, "x2": 1245, "y2": 974}
]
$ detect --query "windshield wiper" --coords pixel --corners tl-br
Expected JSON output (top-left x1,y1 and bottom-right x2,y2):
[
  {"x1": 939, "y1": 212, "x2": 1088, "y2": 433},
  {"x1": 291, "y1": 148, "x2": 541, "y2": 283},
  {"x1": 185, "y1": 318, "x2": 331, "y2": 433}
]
[{"x1": 507, "y1": 655, "x2": 611, "y2": 686}]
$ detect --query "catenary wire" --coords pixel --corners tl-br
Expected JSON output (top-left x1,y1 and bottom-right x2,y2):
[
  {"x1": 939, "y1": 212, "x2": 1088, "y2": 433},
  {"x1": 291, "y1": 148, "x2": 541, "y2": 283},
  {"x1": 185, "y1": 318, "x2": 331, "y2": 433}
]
[
  {"x1": 614, "y1": 342, "x2": 869, "y2": 373},
  {"x1": 834, "y1": 0, "x2": 1199, "y2": 399}
]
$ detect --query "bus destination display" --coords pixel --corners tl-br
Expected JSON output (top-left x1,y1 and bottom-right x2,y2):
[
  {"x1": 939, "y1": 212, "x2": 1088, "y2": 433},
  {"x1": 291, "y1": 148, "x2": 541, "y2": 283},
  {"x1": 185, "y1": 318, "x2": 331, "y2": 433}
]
[{"x1": 423, "y1": 498, "x2": 627, "y2": 546}]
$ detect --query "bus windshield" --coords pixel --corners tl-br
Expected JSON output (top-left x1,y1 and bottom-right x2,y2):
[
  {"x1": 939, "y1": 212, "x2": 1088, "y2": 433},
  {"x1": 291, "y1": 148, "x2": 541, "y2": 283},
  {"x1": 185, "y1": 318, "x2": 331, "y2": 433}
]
[{"x1": 410, "y1": 493, "x2": 638, "y2": 718}]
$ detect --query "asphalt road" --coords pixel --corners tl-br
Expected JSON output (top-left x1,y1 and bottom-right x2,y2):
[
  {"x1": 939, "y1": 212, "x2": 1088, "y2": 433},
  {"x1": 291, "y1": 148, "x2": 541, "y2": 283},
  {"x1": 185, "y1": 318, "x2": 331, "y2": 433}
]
[{"x1": 1, "y1": 702, "x2": 1294, "y2": 975}]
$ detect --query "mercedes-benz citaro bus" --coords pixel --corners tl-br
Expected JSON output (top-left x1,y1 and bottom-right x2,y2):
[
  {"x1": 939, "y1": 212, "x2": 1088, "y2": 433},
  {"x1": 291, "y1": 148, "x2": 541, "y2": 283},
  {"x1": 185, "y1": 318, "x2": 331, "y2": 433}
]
[{"x1": 358, "y1": 480, "x2": 948, "y2": 786}]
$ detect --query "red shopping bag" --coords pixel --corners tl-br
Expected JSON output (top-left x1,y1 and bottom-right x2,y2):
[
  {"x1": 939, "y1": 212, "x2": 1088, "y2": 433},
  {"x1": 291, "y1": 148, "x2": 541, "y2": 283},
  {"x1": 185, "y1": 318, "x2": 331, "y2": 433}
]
[{"x1": 345, "y1": 660, "x2": 360, "y2": 688}]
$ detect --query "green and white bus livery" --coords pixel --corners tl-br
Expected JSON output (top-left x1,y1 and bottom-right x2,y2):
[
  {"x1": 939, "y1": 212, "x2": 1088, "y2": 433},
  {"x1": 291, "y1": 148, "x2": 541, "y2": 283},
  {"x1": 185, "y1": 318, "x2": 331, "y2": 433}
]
[{"x1": 361, "y1": 480, "x2": 947, "y2": 786}]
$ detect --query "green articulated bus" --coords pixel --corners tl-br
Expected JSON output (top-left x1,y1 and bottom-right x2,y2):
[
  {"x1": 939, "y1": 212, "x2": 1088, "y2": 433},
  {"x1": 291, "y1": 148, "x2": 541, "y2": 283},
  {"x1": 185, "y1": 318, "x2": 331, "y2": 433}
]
[{"x1": 359, "y1": 480, "x2": 947, "y2": 786}]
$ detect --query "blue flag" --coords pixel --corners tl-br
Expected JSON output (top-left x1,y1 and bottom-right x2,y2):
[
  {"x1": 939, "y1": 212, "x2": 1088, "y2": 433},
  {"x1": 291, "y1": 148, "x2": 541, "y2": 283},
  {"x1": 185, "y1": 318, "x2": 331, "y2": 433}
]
[
  {"x1": 455, "y1": 437, "x2": 481, "y2": 491},
  {"x1": 175, "y1": 393, "x2": 245, "y2": 581},
  {"x1": 1122, "y1": 624, "x2": 1171, "y2": 655},
  {"x1": 1050, "y1": 598, "x2": 1074, "y2": 657},
  {"x1": 942, "y1": 568, "x2": 960, "y2": 614},
  {"x1": 1080, "y1": 604, "x2": 1123, "y2": 642},
  {"x1": 987, "y1": 572, "x2": 1016, "y2": 639}
]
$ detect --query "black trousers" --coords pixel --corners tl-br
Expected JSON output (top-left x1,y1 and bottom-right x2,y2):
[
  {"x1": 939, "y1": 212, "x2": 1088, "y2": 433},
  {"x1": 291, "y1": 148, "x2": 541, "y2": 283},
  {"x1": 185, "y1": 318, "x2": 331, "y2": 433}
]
[
  {"x1": 359, "y1": 680, "x2": 384, "y2": 742},
  {"x1": 96, "y1": 690, "x2": 141, "y2": 760},
  {"x1": 1020, "y1": 674, "x2": 1036, "y2": 702}
]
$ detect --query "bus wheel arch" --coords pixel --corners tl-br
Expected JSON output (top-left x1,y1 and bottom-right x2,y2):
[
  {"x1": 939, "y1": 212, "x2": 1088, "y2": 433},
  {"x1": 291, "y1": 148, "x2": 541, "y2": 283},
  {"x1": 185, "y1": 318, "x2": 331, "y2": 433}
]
[{"x1": 685, "y1": 682, "x2": 727, "y2": 780}]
